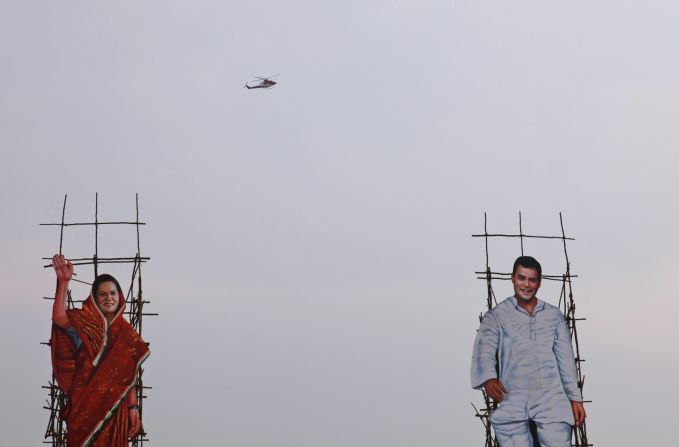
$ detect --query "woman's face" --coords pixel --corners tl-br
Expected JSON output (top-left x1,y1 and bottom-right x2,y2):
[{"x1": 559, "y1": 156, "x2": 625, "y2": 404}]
[{"x1": 96, "y1": 281, "x2": 120, "y2": 317}]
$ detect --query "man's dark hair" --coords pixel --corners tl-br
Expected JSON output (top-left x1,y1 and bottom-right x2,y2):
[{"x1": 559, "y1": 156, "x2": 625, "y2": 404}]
[
  {"x1": 92, "y1": 273, "x2": 124, "y2": 300},
  {"x1": 512, "y1": 256, "x2": 542, "y2": 278}
]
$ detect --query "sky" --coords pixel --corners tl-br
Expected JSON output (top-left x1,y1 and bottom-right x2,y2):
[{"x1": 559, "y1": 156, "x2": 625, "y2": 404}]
[{"x1": 1, "y1": 0, "x2": 678, "y2": 445}]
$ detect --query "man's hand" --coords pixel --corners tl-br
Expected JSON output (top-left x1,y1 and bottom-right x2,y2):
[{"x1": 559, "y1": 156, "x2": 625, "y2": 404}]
[
  {"x1": 52, "y1": 254, "x2": 73, "y2": 282},
  {"x1": 484, "y1": 378, "x2": 508, "y2": 402},
  {"x1": 571, "y1": 401, "x2": 586, "y2": 426},
  {"x1": 128, "y1": 408, "x2": 141, "y2": 439}
]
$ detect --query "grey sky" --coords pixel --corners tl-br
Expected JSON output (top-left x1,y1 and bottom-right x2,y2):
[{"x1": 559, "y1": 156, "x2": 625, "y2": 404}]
[{"x1": 2, "y1": 0, "x2": 678, "y2": 445}]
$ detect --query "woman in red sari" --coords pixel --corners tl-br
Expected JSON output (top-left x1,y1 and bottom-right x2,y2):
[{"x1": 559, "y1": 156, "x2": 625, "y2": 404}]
[{"x1": 51, "y1": 254, "x2": 150, "y2": 447}]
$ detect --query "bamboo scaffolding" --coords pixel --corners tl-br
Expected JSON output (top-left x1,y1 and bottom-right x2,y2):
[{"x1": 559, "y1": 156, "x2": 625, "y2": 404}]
[
  {"x1": 43, "y1": 258, "x2": 150, "y2": 268},
  {"x1": 41, "y1": 194, "x2": 155, "y2": 447},
  {"x1": 472, "y1": 233, "x2": 575, "y2": 240},
  {"x1": 42, "y1": 257, "x2": 152, "y2": 262},
  {"x1": 40, "y1": 221, "x2": 147, "y2": 226},
  {"x1": 474, "y1": 272, "x2": 579, "y2": 281},
  {"x1": 471, "y1": 212, "x2": 592, "y2": 447}
]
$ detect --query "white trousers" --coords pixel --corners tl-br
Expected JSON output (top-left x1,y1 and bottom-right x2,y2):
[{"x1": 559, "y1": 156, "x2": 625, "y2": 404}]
[{"x1": 490, "y1": 387, "x2": 573, "y2": 447}]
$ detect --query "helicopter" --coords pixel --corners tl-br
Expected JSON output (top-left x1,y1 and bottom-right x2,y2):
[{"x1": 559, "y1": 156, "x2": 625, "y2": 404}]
[{"x1": 245, "y1": 75, "x2": 279, "y2": 90}]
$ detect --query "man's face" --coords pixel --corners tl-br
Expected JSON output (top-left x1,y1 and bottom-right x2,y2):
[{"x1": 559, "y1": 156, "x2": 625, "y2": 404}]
[
  {"x1": 511, "y1": 265, "x2": 541, "y2": 301},
  {"x1": 96, "y1": 281, "x2": 120, "y2": 317}
]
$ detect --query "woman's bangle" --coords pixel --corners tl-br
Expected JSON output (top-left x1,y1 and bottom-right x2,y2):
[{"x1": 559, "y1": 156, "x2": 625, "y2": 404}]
[{"x1": 128, "y1": 404, "x2": 139, "y2": 410}]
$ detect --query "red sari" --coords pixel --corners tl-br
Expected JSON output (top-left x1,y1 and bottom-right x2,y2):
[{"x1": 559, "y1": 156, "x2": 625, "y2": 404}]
[{"x1": 51, "y1": 295, "x2": 150, "y2": 447}]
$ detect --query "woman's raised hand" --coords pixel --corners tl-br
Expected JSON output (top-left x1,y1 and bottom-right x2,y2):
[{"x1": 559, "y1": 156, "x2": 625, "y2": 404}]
[{"x1": 52, "y1": 254, "x2": 74, "y2": 282}]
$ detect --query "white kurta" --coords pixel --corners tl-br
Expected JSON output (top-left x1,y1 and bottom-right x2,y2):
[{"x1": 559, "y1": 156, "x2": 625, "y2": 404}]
[{"x1": 471, "y1": 296, "x2": 581, "y2": 425}]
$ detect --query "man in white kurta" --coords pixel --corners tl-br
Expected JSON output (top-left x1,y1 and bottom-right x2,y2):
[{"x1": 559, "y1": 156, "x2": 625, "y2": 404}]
[{"x1": 470, "y1": 256, "x2": 586, "y2": 447}]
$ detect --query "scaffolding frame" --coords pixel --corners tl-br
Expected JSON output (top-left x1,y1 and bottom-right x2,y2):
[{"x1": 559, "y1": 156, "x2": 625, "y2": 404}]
[
  {"x1": 471, "y1": 212, "x2": 592, "y2": 447},
  {"x1": 41, "y1": 194, "x2": 155, "y2": 446}
]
